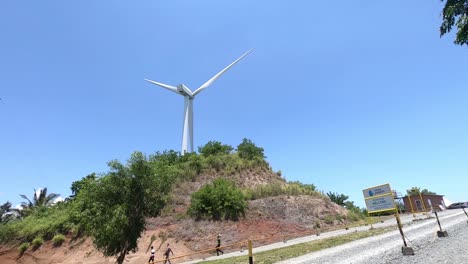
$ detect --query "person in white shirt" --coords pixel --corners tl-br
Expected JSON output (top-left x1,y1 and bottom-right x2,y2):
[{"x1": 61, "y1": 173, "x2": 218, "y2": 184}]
[{"x1": 148, "y1": 246, "x2": 155, "y2": 263}]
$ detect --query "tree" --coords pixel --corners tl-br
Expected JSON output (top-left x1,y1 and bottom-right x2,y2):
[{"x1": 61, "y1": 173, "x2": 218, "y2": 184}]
[
  {"x1": 198, "y1": 141, "x2": 233, "y2": 156},
  {"x1": 0, "y1": 201, "x2": 14, "y2": 224},
  {"x1": 421, "y1": 188, "x2": 436, "y2": 195},
  {"x1": 406, "y1": 187, "x2": 436, "y2": 196},
  {"x1": 326, "y1": 192, "x2": 349, "y2": 206},
  {"x1": 189, "y1": 178, "x2": 247, "y2": 221},
  {"x1": 73, "y1": 152, "x2": 168, "y2": 264},
  {"x1": 440, "y1": 0, "x2": 468, "y2": 46},
  {"x1": 149, "y1": 150, "x2": 181, "y2": 165},
  {"x1": 132, "y1": 152, "x2": 175, "y2": 217},
  {"x1": 69, "y1": 173, "x2": 97, "y2": 200},
  {"x1": 406, "y1": 187, "x2": 421, "y2": 196},
  {"x1": 236, "y1": 138, "x2": 265, "y2": 160},
  {"x1": 18, "y1": 188, "x2": 60, "y2": 216}
]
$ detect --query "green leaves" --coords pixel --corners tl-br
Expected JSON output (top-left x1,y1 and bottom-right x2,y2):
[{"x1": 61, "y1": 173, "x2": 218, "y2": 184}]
[
  {"x1": 440, "y1": 0, "x2": 468, "y2": 45},
  {"x1": 0, "y1": 201, "x2": 13, "y2": 224},
  {"x1": 326, "y1": 192, "x2": 349, "y2": 206},
  {"x1": 72, "y1": 155, "x2": 147, "y2": 262},
  {"x1": 198, "y1": 141, "x2": 233, "y2": 156},
  {"x1": 406, "y1": 186, "x2": 436, "y2": 196},
  {"x1": 236, "y1": 138, "x2": 266, "y2": 160},
  {"x1": 189, "y1": 178, "x2": 247, "y2": 221}
]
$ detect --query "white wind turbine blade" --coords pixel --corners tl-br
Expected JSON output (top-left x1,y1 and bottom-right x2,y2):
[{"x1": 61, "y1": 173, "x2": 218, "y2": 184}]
[
  {"x1": 145, "y1": 79, "x2": 179, "y2": 94},
  {"x1": 192, "y1": 49, "x2": 253, "y2": 96}
]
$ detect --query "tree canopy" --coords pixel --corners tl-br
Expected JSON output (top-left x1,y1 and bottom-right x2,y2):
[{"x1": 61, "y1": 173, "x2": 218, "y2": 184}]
[
  {"x1": 326, "y1": 192, "x2": 349, "y2": 206},
  {"x1": 440, "y1": 0, "x2": 468, "y2": 46},
  {"x1": 236, "y1": 138, "x2": 265, "y2": 160},
  {"x1": 69, "y1": 173, "x2": 97, "y2": 200},
  {"x1": 73, "y1": 153, "x2": 149, "y2": 264},
  {"x1": 406, "y1": 187, "x2": 437, "y2": 196},
  {"x1": 198, "y1": 141, "x2": 233, "y2": 156},
  {"x1": 0, "y1": 201, "x2": 13, "y2": 224}
]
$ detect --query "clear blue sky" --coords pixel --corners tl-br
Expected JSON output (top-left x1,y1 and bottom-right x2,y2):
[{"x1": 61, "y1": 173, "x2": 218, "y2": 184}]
[{"x1": 1, "y1": 1, "x2": 467, "y2": 208}]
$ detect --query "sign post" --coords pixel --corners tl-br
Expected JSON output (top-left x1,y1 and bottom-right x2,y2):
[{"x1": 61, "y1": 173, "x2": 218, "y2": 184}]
[
  {"x1": 434, "y1": 211, "x2": 449, "y2": 237},
  {"x1": 407, "y1": 195, "x2": 416, "y2": 218},
  {"x1": 462, "y1": 207, "x2": 468, "y2": 224},
  {"x1": 363, "y1": 183, "x2": 414, "y2": 256}
]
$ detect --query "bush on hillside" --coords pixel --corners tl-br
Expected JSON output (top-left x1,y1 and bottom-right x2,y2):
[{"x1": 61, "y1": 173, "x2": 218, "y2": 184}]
[
  {"x1": 198, "y1": 141, "x2": 233, "y2": 156},
  {"x1": 52, "y1": 234, "x2": 66, "y2": 246},
  {"x1": 236, "y1": 138, "x2": 265, "y2": 160},
  {"x1": 0, "y1": 203, "x2": 72, "y2": 243},
  {"x1": 189, "y1": 178, "x2": 247, "y2": 221},
  {"x1": 18, "y1": 242, "x2": 29, "y2": 254},
  {"x1": 347, "y1": 210, "x2": 364, "y2": 222},
  {"x1": 32, "y1": 237, "x2": 44, "y2": 249},
  {"x1": 149, "y1": 150, "x2": 181, "y2": 165}
]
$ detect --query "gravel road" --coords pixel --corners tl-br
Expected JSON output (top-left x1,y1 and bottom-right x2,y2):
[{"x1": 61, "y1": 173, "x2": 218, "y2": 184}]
[{"x1": 276, "y1": 209, "x2": 468, "y2": 264}]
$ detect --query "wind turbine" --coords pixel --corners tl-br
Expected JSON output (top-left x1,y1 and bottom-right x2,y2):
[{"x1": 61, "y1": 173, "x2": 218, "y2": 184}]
[{"x1": 145, "y1": 49, "x2": 253, "y2": 154}]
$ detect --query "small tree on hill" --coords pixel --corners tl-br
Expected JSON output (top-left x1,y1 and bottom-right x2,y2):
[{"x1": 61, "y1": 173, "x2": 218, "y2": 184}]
[
  {"x1": 198, "y1": 141, "x2": 233, "y2": 156},
  {"x1": 189, "y1": 178, "x2": 247, "y2": 221},
  {"x1": 236, "y1": 138, "x2": 265, "y2": 160},
  {"x1": 327, "y1": 192, "x2": 349, "y2": 206},
  {"x1": 73, "y1": 152, "x2": 167, "y2": 264}
]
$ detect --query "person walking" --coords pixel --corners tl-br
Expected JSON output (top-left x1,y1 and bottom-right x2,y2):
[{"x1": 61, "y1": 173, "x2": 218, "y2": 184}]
[
  {"x1": 216, "y1": 234, "x2": 224, "y2": 256},
  {"x1": 148, "y1": 246, "x2": 155, "y2": 263},
  {"x1": 163, "y1": 243, "x2": 174, "y2": 264}
]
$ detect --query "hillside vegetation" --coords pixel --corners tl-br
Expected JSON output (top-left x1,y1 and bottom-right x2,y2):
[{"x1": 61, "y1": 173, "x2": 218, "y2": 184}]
[{"x1": 0, "y1": 139, "x2": 366, "y2": 263}]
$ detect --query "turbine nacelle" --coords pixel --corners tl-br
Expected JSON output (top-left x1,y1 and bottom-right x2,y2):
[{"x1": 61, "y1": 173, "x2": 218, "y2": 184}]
[{"x1": 176, "y1": 84, "x2": 193, "y2": 98}]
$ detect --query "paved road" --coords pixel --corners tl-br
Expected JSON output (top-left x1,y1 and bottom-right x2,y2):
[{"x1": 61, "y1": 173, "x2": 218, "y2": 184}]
[{"x1": 180, "y1": 209, "x2": 465, "y2": 264}]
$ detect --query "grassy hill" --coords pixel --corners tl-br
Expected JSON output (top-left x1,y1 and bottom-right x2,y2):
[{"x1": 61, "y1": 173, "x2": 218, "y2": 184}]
[{"x1": 0, "y1": 140, "x2": 366, "y2": 263}]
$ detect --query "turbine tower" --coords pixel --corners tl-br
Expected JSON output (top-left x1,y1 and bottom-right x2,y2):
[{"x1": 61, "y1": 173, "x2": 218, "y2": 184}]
[{"x1": 145, "y1": 49, "x2": 253, "y2": 154}]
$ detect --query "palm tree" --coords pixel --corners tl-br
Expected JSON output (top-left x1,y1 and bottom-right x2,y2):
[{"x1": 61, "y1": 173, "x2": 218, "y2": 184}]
[
  {"x1": 18, "y1": 188, "x2": 60, "y2": 216},
  {"x1": 0, "y1": 201, "x2": 13, "y2": 223}
]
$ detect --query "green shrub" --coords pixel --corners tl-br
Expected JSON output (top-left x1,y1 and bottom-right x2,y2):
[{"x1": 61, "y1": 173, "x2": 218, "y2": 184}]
[
  {"x1": 236, "y1": 138, "x2": 265, "y2": 160},
  {"x1": 347, "y1": 210, "x2": 365, "y2": 222},
  {"x1": 18, "y1": 242, "x2": 29, "y2": 254},
  {"x1": 314, "y1": 221, "x2": 321, "y2": 229},
  {"x1": 189, "y1": 178, "x2": 247, "y2": 221},
  {"x1": 32, "y1": 237, "x2": 44, "y2": 249},
  {"x1": 324, "y1": 215, "x2": 335, "y2": 225},
  {"x1": 198, "y1": 141, "x2": 233, "y2": 156},
  {"x1": 335, "y1": 214, "x2": 345, "y2": 222},
  {"x1": 206, "y1": 155, "x2": 225, "y2": 171},
  {"x1": 0, "y1": 203, "x2": 72, "y2": 243},
  {"x1": 52, "y1": 234, "x2": 66, "y2": 246}
]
